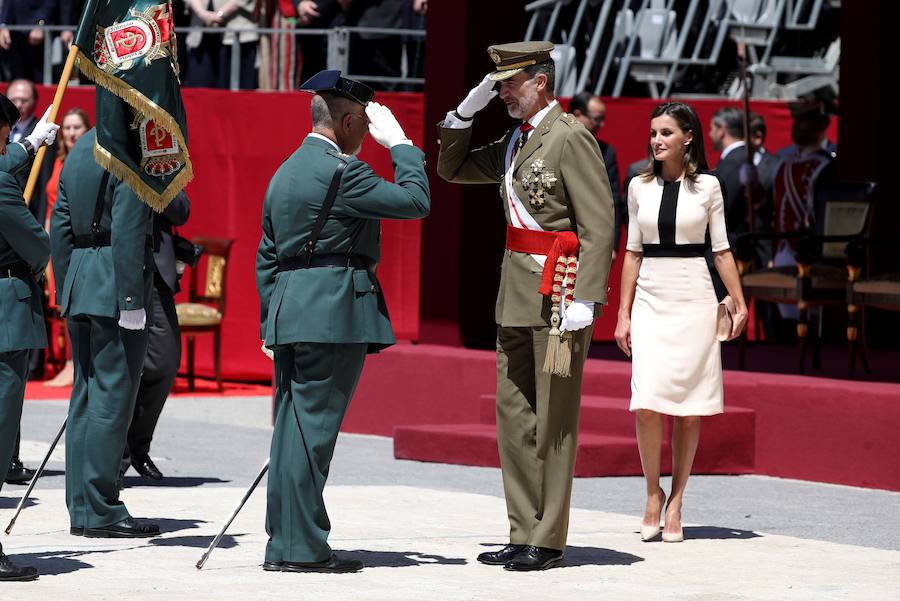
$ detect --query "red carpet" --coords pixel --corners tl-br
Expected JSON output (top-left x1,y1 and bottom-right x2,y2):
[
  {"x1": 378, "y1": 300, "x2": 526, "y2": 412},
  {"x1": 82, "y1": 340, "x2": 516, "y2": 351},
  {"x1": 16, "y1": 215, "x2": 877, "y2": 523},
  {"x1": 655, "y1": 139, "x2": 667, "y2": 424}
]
[
  {"x1": 341, "y1": 343, "x2": 900, "y2": 491},
  {"x1": 25, "y1": 377, "x2": 271, "y2": 401}
]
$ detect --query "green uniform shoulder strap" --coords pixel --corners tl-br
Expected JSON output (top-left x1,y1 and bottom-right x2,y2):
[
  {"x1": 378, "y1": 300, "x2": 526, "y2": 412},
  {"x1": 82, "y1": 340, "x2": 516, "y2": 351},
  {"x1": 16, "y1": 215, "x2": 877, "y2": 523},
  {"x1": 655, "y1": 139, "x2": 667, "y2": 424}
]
[{"x1": 299, "y1": 161, "x2": 347, "y2": 265}]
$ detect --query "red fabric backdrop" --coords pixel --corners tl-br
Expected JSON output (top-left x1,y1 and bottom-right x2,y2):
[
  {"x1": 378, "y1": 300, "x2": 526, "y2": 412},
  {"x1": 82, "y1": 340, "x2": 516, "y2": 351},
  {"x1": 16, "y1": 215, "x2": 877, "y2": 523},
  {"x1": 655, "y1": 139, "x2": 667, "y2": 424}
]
[
  {"x1": 21, "y1": 86, "x2": 836, "y2": 380},
  {"x1": 27, "y1": 85, "x2": 424, "y2": 381}
]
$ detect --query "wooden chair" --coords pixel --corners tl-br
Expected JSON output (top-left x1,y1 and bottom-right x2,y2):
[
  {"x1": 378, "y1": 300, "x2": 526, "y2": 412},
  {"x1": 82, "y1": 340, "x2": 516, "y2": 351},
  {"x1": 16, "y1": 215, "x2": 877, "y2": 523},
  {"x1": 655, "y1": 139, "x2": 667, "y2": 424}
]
[
  {"x1": 736, "y1": 181, "x2": 877, "y2": 373},
  {"x1": 175, "y1": 237, "x2": 234, "y2": 391},
  {"x1": 846, "y1": 238, "x2": 898, "y2": 378}
]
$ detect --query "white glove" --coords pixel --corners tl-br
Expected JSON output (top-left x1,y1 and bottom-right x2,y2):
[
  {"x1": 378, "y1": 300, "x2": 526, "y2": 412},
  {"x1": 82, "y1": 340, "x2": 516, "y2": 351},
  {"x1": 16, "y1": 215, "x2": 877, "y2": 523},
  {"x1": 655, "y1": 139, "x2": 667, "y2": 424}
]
[
  {"x1": 365, "y1": 102, "x2": 411, "y2": 149},
  {"x1": 24, "y1": 106, "x2": 59, "y2": 148},
  {"x1": 261, "y1": 343, "x2": 274, "y2": 360},
  {"x1": 561, "y1": 299, "x2": 594, "y2": 333},
  {"x1": 118, "y1": 308, "x2": 147, "y2": 330},
  {"x1": 739, "y1": 163, "x2": 758, "y2": 186},
  {"x1": 456, "y1": 74, "x2": 498, "y2": 119}
]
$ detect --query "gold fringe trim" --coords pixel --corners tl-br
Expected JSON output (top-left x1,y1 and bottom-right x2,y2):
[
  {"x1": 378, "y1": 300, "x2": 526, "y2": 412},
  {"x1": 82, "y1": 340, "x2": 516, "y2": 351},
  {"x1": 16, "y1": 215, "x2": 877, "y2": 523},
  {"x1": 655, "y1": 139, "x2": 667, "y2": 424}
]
[
  {"x1": 77, "y1": 50, "x2": 192, "y2": 210},
  {"x1": 94, "y1": 142, "x2": 193, "y2": 212}
]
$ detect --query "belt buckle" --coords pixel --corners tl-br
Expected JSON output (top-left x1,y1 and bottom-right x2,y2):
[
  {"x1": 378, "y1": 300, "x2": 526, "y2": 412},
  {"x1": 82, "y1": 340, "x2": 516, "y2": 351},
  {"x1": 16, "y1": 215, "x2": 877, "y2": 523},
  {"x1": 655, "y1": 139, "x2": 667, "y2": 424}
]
[{"x1": 5, "y1": 268, "x2": 12, "y2": 278}]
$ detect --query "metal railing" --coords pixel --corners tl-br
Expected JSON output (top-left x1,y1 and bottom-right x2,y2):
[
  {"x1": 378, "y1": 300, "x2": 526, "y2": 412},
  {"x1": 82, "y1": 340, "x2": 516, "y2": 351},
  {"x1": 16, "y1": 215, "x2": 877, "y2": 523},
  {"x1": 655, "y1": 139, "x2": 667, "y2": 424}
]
[{"x1": 0, "y1": 23, "x2": 425, "y2": 91}]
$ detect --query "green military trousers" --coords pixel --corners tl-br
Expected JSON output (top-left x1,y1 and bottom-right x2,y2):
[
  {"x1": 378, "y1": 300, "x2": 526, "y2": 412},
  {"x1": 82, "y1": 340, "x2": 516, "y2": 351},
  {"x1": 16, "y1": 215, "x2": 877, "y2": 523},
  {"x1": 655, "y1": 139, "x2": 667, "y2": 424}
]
[
  {"x1": 265, "y1": 342, "x2": 368, "y2": 564},
  {"x1": 66, "y1": 316, "x2": 148, "y2": 528},
  {"x1": 0, "y1": 351, "x2": 29, "y2": 487},
  {"x1": 495, "y1": 325, "x2": 594, "y2": 552}
]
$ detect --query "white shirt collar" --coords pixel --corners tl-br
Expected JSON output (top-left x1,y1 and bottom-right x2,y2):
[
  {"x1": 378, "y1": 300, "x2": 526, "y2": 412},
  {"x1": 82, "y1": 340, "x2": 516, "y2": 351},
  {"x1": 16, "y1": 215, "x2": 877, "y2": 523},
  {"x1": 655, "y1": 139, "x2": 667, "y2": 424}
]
[
  {"x1": 720, "y1": 139, "x2": 746, "y2": 160},
  {"x1": 307, "y1": 132, "x2": 341, "y2": 153},
  {"x1": 525, "y1": 99, "x2": 559, "y2": 130}
]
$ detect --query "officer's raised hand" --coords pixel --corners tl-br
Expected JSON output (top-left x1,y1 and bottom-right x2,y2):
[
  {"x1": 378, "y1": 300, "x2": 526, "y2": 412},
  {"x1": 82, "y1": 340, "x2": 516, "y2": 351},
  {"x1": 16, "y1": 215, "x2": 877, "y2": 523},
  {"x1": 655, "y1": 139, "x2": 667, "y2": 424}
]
[
  {"x1": 25, "y1": 106, "x2": 60, "y2": 148},
  {"x1": 455, "y1": 74, "x2": 498, "y2": 120},
  {"x1": 365, "y1": 102, "x2": 411, "y2": 149}
]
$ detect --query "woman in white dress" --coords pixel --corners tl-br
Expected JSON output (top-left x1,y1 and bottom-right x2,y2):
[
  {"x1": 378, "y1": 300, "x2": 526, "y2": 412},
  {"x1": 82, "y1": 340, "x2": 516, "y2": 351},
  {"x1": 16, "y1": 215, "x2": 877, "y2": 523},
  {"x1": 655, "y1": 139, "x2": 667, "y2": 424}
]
[{"x1": 615, "y1": 102, "x2": 748, "y2": 543}]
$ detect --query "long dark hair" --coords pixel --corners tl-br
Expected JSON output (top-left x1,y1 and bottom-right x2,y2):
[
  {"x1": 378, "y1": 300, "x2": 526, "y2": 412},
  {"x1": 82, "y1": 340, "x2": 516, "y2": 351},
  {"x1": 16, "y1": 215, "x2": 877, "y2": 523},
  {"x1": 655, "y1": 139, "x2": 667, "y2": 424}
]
[{"x1": 640, "y1": 101, "x2": 708, "y2": 186}]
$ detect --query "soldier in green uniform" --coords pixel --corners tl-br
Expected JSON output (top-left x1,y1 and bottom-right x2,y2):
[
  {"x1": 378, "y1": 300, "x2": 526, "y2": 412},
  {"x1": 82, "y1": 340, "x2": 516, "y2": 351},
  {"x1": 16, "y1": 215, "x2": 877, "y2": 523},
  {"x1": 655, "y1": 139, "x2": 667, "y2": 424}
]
[
  {"x1": 49, "y1": 129, "x2": 160, "y2": 538},
  {"x1": 256, "y1": 70, "x2": 430, "y2": 574},
  {"x1": 0, "y1": 95, "x2": 57, "y2": 581},
  {"x1": 437, "y1": 42, "x2": 615, "y2": 570}
]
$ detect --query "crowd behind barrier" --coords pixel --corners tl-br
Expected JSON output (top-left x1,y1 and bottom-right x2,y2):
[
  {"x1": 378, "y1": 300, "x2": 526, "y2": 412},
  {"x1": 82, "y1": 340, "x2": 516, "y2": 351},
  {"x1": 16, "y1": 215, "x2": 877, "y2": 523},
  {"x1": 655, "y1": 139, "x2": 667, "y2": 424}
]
[{"x1": 0, "y1": 0, "x2": 426, "y2": 91}]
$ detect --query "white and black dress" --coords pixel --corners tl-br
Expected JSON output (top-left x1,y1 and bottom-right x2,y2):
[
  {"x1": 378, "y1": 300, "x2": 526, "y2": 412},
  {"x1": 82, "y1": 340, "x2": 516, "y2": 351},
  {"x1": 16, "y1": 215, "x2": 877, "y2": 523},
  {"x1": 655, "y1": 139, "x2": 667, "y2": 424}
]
[{"x1": 626, "y1": 173, "x2": 730, "y2": 416}]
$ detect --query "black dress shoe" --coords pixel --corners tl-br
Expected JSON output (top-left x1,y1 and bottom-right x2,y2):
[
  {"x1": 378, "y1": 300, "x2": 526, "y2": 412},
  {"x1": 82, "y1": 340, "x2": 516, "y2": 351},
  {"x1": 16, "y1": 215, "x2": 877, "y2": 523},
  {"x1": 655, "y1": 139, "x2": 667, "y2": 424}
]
[
  {"x1": 503, "y1": 546, "x2": 564, "y2": 571},
  {"x1": 84, "y1": 517, "x2": 160, "y2": 538},
  {"x1": 476, "y1": 544, "x2": 527, "y2": 565},
  {"x1": 4, "y1": 459, "x2": 35, "y2": 485},
  {"x1": 131, "y1": 455, "x2": 163, "y2": 481},
  {"x1": 265, "y1": 554, "x2": 363, "y2": 574},
  {"x1": 0, "y1": 553, "x2": 38, "y2": 581}
]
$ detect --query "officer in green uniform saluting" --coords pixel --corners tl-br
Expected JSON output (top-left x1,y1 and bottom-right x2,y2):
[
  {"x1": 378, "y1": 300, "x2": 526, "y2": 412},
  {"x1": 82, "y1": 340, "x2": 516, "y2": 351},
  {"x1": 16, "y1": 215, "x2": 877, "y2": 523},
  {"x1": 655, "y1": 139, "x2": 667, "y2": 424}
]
[
  {"x1": 0, "y1": 95, "x2": 58, "y2": 581},
  {"x1": 50, "y1": 129, "x2": 160, "y2": 538},
  {"x1": 256, "y1": 70, "x2": 430, "y2": 574}
]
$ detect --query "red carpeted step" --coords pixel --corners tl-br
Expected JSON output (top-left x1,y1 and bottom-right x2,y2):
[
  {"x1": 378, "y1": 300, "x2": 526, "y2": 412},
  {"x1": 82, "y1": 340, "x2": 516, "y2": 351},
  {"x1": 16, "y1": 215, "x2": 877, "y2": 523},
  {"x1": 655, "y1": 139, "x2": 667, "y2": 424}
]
[
  {"x1": 393, "y1": 423, "x2": 641, "y2": 475},
  {"x1": 396, "y1": 402, "x2": 756, "y2": 476}
]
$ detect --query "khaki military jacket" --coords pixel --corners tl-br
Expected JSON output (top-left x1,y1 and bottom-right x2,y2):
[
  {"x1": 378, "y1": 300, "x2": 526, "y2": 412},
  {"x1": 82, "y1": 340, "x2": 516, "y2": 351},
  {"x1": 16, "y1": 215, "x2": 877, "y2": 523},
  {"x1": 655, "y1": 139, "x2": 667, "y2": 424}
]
[{"x1": 437, "y1": 103, "x2": 615, "y2": 327}]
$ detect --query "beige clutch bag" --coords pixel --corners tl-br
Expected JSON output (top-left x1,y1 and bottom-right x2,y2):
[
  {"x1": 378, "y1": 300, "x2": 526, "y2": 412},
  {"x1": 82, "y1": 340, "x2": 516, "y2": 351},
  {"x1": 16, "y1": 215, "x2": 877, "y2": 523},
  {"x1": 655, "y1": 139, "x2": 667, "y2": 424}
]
[{"x1": 716, "y1": 296, "x2": 736, "y2": 341}]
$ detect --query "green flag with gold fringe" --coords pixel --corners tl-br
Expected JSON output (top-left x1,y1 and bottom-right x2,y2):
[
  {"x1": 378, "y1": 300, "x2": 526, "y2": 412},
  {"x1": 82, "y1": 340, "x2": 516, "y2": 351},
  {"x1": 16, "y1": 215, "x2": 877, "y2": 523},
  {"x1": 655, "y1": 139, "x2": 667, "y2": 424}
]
[{"x1": 74, "y1": 0, "x2": 191, "y2": 211}]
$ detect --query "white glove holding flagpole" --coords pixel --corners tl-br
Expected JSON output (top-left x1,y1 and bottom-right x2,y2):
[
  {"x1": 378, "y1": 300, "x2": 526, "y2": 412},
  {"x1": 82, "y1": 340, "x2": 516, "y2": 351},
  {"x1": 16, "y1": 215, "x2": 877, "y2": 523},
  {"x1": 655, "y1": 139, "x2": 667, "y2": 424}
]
[
  {"x1": 456, "y1": 74, "x2": 498, "y2": 119},
  {"x1": 118, "y1": 309, "x2": 147, "y2": 330},
  {"x1": 24, "y1": 107, "x2": 60, "y2": 148},
  {"x1": 261, "y1": 344, "x2": 274, "y2": 360},
  {"x1": 366, "y1": 102, "x2": 411, "y2": 149},
  {"x1": 561, "y1": 299, "x2": 594, "y2": 333}
]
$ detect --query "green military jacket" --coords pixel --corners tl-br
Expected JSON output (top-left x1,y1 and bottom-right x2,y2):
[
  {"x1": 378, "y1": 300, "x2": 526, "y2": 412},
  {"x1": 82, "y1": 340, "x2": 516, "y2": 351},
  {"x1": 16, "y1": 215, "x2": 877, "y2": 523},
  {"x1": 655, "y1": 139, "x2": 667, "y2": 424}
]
[
  {"x1": 49, "y1": 130, "x2": 153, "y2": 319},
  {"x1": 0, "y1": 142, "x2": 30, "y2": 177},
  {"x1": 437, "y1": 103, "x2": 615, "y2": 327},
  {"x1": 257, "y1": 136, "x2": 430, "y2": 352},
  {"x1": 0, "y1": 157, "x2": 50, "y2": 353}
]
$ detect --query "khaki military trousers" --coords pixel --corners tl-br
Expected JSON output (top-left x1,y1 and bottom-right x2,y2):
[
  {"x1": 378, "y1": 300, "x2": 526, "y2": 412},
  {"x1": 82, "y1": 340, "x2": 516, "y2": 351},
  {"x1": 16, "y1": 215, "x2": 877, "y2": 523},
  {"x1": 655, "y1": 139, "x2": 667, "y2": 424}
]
[{"x1": 495, "y1": 324, "x2": 593, "y2": 552}]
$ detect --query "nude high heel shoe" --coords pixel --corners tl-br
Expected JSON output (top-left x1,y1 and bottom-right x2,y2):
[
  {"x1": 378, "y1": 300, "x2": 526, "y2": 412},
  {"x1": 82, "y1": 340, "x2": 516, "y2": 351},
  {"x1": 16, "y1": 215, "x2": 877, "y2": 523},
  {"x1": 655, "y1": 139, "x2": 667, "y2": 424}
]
[
  {"x1": 663, "y1": 505, "x2": 684, "y2": 542},
  {"x1": 640, "y1": 489, "x2": 665, "y2": 541}
]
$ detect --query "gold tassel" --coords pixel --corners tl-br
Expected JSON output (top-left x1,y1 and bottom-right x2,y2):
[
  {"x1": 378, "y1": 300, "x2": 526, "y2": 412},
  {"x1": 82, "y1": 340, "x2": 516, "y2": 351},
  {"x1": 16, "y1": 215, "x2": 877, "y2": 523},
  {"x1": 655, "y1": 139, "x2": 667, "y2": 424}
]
[
  {"x1": 552, "y1": 331, "x2": 572, "y2": 377},
  {"x1": 543, "y1": 294, "x2": 561, "y2": 375}
]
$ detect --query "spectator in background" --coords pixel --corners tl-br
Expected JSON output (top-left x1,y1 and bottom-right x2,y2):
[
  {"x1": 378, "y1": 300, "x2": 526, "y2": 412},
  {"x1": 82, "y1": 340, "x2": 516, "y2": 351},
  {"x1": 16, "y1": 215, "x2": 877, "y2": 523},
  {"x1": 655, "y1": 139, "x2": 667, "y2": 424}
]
[
  {"x1": 776, "y1": 98, "x2": 837, "y2": 160},
  {"x1": 0, "y1": 0, "x2": 60, "y2": 82},
  {"x1": 748, "y1": 112, "x2": 781, "y2": 195},
  {"x1": 44, "y1": 108, "x2": 91, "y2": 389},
  {"x1": 185, "y1": 0, "x2": 259, "y2": 89},
  {"x1": 296, "y1": 1, "x2": 344, "y2": 84},
  {"x1": 341, "y1": 0, "x2": 427, "y2": 90},
  {"x1": 569, "y1": 91, "x2": 622, "y2": 253},
  {"x1": 708, "y1": 107, "x2": 749, "y2": 244}
]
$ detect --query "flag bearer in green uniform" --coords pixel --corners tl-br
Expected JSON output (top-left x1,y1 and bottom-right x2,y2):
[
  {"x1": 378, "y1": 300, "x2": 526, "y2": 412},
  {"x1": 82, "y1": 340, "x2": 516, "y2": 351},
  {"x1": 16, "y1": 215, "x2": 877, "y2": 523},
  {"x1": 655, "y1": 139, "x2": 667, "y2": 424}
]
[
  {"x1": 0, "y1": 95, "x2": 58, "y2": 581},
  {"x1": 256, "y1": 70, "x2": 430, "y2": 574},
  {"x1": 50, "y1": 129, "x2": 160, "y2": 538}
]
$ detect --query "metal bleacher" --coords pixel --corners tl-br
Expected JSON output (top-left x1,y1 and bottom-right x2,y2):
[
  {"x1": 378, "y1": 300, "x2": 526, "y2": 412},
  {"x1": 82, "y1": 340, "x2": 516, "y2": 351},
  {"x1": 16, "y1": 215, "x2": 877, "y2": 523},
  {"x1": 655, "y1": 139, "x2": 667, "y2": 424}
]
[{"x1": 524, "y1": 0, "x2": 840, "y2": 99}]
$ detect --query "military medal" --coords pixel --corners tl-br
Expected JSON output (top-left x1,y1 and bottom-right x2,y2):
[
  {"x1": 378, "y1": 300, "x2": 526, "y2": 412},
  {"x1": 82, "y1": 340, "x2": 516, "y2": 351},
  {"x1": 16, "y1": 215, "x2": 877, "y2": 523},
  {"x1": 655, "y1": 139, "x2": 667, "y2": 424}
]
[{"x1": 520, "y1": 158, "x2": 557, "y2": 211}]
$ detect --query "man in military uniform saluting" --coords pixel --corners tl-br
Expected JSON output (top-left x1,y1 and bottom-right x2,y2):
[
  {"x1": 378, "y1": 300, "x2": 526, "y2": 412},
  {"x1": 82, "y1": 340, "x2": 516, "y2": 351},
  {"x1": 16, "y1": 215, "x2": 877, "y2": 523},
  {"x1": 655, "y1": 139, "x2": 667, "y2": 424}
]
[
  {"x1": 256, "y1": 70, "x2": 429, "y2": 573},
  {"x1": 50, "y1": 129, "x2": 160, "y2": 538},
  {"x1": 0, "y1": 94, "x2": 57, "y2": 581},
  {"x1": 437, "y1": 42, "x2": 615, "y2": 571}
]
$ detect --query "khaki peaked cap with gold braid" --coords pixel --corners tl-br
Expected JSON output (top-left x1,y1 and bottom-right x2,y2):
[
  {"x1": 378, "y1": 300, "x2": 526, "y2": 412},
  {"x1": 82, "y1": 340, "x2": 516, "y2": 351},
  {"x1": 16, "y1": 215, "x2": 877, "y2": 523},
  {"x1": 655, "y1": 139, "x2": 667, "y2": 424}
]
[{"x1": 487, "y1": 41, "x2": 555, "y2": 81}]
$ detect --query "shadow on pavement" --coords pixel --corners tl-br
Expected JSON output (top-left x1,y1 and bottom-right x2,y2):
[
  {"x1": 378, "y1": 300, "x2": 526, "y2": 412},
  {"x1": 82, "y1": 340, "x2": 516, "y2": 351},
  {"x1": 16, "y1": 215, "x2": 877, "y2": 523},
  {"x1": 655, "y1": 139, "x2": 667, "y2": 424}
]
[
  {"x1": 562, "y1": 545, "x2": 644, "y2": 567},
  {"x1": 682, "y1": 526, "x2": 761, "y2": 540},
  {"x1": 123, "y1": 476, "x2": 230, "y2": 488},
  {"x1": 12, "y1": 547, "x2": 140, "y2": 576},
  {"x1": 340, "y1": 549, "x2": 468, "y2": 567},
  {"x1": 150, "y1": 517, "x2": 207, "y2": 535},
  {"x1": 150, "y1": 534, "x2": 243, "y2": 549},
  {"x1": 0, "y1": 496, "x2": 37, "y2": 510}
]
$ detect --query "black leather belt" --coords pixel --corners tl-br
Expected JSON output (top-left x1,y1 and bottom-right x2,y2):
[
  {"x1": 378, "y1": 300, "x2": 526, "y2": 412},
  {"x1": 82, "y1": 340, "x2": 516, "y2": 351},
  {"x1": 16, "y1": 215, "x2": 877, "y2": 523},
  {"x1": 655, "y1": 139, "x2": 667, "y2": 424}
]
[
  {"x1": 0, "y1": 261, "x2": 31, "y2": 280},
  {"x1": 641, "y1": 243, "x2": 707, "y2": 258},
  {"x1": 73, "y1": 232, "x2": 154, "y2": 249},
  {"x1": 278, "y1": 253, "x2": 370, "y2": 271}
]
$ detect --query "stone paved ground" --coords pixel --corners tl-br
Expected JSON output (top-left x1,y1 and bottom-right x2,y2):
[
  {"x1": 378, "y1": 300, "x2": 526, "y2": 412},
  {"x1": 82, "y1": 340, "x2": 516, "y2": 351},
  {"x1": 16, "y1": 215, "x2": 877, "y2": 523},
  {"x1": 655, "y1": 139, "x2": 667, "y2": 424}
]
[{"x1": 2, "y1": 395, "x2": 898, "y2": 601}]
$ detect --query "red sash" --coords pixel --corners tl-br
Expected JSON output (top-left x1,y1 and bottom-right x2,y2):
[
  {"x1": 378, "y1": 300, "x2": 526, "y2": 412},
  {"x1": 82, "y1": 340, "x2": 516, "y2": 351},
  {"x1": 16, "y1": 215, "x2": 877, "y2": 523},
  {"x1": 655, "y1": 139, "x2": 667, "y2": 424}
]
[{"x1": 505, "y1": 225, "x2": 579, "y2": 297}]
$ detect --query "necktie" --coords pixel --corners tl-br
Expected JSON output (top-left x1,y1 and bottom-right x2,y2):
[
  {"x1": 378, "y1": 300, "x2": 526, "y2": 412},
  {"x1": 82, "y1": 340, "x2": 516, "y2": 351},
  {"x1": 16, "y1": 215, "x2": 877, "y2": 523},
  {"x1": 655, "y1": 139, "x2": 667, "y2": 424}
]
[{"x1": 517, "y1": 123, "x2": 534, "y2": 152}]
